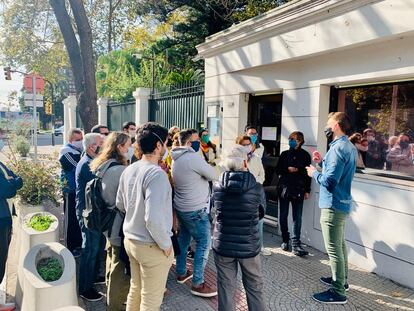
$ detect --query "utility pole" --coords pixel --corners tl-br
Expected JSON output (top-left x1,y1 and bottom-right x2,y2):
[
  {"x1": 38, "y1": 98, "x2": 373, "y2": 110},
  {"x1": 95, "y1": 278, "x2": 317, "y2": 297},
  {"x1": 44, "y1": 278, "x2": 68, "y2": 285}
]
[{"x1": 32, "y1": 75, "x2": 38, "y2": 161}]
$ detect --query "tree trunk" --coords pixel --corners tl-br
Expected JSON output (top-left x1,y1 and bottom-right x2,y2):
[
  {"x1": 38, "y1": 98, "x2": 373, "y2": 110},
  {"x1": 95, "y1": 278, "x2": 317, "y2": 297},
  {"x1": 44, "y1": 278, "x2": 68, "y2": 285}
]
[
  {"x1": 108, "y1": 0, "x2": 113, "y2": 52},
  {"x1": 68, "y1": 0, "x2": 98, "y2": 132}
]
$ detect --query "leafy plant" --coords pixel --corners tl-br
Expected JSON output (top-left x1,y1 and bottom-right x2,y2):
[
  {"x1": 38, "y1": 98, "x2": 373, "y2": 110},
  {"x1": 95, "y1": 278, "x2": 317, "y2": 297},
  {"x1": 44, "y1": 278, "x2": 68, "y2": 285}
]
[
  {"x1": 28, "y1": 214, "x2": 55, "y2": 231},
  {"x1": 36, "y1": 257, "x2": 63, "y2": 282},
  {"x1": 8, "y1": 155, "x2": 61, "y2": 206},
  {"x1": 12, "y1": 135, "x2": 31, "y2": 157}
]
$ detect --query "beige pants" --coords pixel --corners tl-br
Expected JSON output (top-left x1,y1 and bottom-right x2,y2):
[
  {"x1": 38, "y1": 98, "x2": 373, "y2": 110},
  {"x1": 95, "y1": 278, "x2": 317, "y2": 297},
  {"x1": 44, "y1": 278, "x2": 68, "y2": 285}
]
[{"x1": 124, "y1": 238, "x2": 173, "y2": 311}]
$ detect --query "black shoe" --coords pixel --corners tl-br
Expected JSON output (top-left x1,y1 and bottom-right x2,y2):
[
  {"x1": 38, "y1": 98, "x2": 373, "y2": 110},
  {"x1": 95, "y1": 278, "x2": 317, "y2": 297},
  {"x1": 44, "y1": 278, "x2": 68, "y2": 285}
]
[
  {"x1": 94, "y1": 276, "x2": 105, "y2": 285},
  {"x1": 187, "y1": 250, "x2": 195, "y2": 260},
  {"x1": 281, "y1": 242, "x2": 289, "y2": 251},
  {"x1": 80, "y1": 288, "x2": 103, "y2": 302},
  {"x1": 292, "y1": 245, "x2": 309, "y2": 257},
  {"x1": 320, "y1": 276, "x2": 349, "y2": 291},
  {"x1": 313, "y1": 289, "x2": 347, "y2": 304}
]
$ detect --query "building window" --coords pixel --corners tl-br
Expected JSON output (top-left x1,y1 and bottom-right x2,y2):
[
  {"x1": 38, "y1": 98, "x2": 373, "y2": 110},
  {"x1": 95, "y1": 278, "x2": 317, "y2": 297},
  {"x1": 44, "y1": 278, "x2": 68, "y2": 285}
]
[{"x1": 331, "y1": 82, "x2": 414, "y2": 180}]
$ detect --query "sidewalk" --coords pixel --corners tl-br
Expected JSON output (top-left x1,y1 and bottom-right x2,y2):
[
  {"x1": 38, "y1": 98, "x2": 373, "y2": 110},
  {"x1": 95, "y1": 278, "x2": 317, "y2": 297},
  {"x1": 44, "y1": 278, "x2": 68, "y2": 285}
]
[{"x1": 5, "y1": 221, "x2": 414, "y2": 311}]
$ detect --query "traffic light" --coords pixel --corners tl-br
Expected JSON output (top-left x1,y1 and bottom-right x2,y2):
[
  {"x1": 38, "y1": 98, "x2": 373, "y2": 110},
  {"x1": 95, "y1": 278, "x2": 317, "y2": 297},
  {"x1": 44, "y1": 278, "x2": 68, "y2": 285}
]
[
  {"x1": 3, "y1": 67, "x2": 11, "y2": 80},
  {"x1": 45, "y1": 99, "x2": 53, "y2": 115}
]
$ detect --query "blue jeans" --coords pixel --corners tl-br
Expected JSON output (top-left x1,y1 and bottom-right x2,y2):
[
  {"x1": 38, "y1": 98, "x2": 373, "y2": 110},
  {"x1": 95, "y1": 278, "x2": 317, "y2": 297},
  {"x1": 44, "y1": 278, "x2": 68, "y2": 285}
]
[
  {"x1": 176, "y1": 208, "x2": 211, "y2": 286},
  {"x1": 278, "y1": 197, "x2": 304, "y2": 246},
  {"x1": 77, "y1": 210, "x2": 102, "y2": 294}
]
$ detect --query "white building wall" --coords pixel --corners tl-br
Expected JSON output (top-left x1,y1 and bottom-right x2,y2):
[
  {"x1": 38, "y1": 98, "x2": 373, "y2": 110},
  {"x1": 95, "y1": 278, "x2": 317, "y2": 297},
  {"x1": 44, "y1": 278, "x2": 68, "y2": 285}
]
[{"x1": 201, "y1": 0, "x2": 414, "y2": 289}]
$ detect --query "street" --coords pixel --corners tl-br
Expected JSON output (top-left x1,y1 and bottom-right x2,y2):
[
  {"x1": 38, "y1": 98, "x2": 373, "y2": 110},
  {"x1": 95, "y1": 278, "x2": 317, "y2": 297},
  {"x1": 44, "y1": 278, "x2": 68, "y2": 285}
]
[{"x1": 35, "y1": 133, "x2": 63, "y2": 146}]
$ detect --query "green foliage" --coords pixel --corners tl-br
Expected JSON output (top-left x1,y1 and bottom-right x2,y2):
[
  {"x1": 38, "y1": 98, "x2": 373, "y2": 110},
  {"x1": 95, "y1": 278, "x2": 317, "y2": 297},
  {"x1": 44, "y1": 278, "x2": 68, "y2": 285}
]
[
  {"x1": 12, "y1": 136, "x2": 30, "y2": 157},
  {"x1": 8, "y1": 156, "x2": 61, "y2": 206},
  {"x1": 28, "y1": 213, "x2": 55, "y2": 231},
  {"x1": 36, "y1": 257, "x2": 63, "y2": 282}
]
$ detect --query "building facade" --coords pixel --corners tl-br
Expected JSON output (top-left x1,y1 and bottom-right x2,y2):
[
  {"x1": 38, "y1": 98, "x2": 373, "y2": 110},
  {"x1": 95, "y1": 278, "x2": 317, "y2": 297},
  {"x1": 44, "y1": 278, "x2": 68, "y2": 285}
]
[{"x1": 197, "y1": 0, "x2": 414, "y2": 289}]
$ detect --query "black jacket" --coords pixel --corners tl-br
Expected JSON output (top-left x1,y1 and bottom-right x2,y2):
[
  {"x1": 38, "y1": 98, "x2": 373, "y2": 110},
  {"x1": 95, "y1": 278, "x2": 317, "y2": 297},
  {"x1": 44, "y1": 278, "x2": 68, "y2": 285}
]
[
  {"x1": 212, "y1": 171, "x2": 266, "y2": 259},
  {"x1": 276, "y1": 148, "x2": 312, "y2": 194}
]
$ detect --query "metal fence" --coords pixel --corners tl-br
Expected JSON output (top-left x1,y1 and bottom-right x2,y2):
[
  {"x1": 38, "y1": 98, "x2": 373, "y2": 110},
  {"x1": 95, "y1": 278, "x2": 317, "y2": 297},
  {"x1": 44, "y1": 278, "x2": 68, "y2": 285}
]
[
  {"x1": 149, "y1": 81, "x2": 205, "y2": 130},
  {"x1": 107, "y1": 100, "x2": 136, "y2": 131}
]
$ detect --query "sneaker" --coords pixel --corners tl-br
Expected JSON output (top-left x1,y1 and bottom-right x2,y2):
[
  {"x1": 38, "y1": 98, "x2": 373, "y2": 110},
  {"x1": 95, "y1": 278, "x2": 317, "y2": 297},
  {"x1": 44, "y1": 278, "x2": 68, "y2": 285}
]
[
  {"x1": 80, "y1": 288, "x2": 103, "y2": 302},
  {"x1": 191, "y1": 283, "x2": 218, "y2": 298},
  {"x1": 94, "y1": 276, "x2": 106, "y2": 285},
  {"x1": 0, "y1": 303, "x2": 16, "y2": 311},
  {"x1": 320, "y1": 276, "x2": 349, "y2": 291},
  {"x1": 71, "y1": 248, "x2": 82, "y2": 258},
  {"x1": 260, "y1": 247, "x2": 272, "y2": 256},
  {"x1": 281, "y1": 242, "x2": 289, "y2": 251},
  {"x1": 176, "y1": 270, "x2": 193, "y2": 284},
  {"x1": 187, "y1": 250, "x2": 195, "y2": 260},
  {"x1": 292, "y1": 245, "x2": 309, "y2": 257},
  {"x1": 312, "y1": 289, "x2": 347, "y2": 304}
]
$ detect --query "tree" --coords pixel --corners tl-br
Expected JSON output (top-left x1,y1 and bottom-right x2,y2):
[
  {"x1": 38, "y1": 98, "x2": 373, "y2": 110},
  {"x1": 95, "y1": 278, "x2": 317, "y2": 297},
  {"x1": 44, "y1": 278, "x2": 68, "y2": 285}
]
[{"x1": 49, "y1": 0, "x2": 97, "y2": 132}]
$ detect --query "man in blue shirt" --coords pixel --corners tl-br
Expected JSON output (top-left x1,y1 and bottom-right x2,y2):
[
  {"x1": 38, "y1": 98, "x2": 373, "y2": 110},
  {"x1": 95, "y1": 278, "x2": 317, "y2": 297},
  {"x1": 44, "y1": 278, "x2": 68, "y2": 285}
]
[
  {"x1": 75, "y1": 133, "x2": 104, "y2": 302},
  {"x1": 306, "y1": 112, "x2": 357, "y2": 305}
]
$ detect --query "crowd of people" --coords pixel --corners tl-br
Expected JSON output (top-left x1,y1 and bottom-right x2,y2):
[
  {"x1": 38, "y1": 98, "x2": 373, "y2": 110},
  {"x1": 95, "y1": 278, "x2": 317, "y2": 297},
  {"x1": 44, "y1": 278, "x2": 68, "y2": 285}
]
[{"x1": 2, "y1": 112, "x2": 393, "y2": 309}]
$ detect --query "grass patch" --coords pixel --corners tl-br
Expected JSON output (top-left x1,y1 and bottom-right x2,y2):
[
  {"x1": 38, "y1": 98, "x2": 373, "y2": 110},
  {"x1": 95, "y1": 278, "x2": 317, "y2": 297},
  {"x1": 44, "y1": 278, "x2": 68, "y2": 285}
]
[
  {"x1": 36, "y1": 257, "x2": 63, "y2": 282},
  {"x1": 29, "y1": 214, "x2": 55, "y2": 231}
]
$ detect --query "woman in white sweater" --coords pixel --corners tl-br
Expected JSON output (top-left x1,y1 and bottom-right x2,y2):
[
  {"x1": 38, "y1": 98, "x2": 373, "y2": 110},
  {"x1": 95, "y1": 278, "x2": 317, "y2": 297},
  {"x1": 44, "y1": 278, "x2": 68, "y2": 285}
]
[{"x1": 236, "y1": 135, "x2": 265, "y2": 184}]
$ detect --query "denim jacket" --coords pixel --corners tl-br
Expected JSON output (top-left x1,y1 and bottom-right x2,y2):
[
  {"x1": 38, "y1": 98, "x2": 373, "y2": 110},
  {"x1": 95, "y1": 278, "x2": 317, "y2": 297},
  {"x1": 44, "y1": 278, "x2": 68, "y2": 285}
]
[{"x1": 312, "y1": 135, "x2": 357, "y2": 214}]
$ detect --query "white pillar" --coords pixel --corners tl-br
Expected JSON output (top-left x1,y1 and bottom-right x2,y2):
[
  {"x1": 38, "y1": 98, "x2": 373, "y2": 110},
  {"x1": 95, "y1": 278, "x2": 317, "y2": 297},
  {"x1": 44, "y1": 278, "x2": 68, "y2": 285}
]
[
  {"x1": 97, "y1": 98, "x2": 109, "y2": 126},
  {"x1": 62, "y1": 96, "x2": 77, "y2": 144},
  {"x1": 133, "y1": 88, "x2": 151, "y2": 126}
]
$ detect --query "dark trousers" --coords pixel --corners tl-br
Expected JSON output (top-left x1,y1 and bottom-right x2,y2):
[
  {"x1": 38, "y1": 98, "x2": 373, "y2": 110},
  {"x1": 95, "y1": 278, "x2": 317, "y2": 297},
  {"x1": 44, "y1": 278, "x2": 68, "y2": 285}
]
[
  {"x1": 278, "y1": 196, "x2": 304, "y2": 246},
  {"x1": 0, "y1": 225, "x2": 12, "y2": 283},
  {"x1": 77, "y1": 210, "x2": 103, "y2": 294},
  {"x1": 214, "y1": 253, "x2": 265, "y2": 311},
  {"x1": 64, "y1": 192, "x2": 82, "y2": 252}
]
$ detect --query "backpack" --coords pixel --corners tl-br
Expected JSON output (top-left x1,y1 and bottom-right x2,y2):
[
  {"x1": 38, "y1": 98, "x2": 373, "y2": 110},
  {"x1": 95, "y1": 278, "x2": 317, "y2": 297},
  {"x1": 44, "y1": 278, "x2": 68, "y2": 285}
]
[{"x1": 83, "y1": 162, "x2": 120, "y2": 235}]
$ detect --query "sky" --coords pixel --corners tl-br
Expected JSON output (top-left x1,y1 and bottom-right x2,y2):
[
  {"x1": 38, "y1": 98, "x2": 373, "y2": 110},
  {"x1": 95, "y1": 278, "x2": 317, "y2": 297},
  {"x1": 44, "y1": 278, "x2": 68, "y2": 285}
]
[{"x1": 0, "y1": 70, "x2": 23, "y2": 111}]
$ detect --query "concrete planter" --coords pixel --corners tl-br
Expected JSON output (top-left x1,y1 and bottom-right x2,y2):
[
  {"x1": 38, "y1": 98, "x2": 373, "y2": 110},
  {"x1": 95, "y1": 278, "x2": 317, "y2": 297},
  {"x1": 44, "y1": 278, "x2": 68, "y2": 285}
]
[
  {"x1": 16, "y1": 211, "x2": 59, "y2": 307},
  {"x1": 21, "y1": 243, "x2": 77, "y2": 311},
  {"x1": 14, "y1": 198, "x2": 45, "y2": 222}
]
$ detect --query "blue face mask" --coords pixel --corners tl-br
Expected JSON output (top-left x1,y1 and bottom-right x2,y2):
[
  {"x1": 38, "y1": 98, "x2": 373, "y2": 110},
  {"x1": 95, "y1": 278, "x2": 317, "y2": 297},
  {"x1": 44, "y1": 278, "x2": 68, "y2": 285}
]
[
  {"x1": 250, "y1": 134, "x2": 258, "y2": 145},
  {"x1": 0, "y1": 139, "x2": 4, "y2": 151},
  {"x1": 289, "y1": 139, "x2": 297, "y2": 149},
  {"x1": 191, "y1": 141, "x2": 201, "y2": 152}
]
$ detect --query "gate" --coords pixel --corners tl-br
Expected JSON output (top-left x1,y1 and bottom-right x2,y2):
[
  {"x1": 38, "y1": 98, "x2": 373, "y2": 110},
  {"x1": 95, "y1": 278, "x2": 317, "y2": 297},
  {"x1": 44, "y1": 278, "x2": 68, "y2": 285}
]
[
  {"x1": 149, "y1": 81, "x2": 205, "y2": 130},
  {"x1": 107, "y1": 100, "x2": 136, "y2": 131}
]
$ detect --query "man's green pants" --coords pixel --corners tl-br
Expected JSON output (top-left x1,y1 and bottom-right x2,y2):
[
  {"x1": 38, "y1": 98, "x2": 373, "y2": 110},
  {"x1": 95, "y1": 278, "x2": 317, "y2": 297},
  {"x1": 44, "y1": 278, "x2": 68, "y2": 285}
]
[{"x1": 320, "y1": 208, "x2": 348, "y2": 297}]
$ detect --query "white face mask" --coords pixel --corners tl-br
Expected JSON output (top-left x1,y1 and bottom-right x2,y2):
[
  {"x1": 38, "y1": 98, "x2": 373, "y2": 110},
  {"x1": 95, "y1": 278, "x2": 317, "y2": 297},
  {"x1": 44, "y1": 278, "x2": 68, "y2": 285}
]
[
  {"x1": 125, "y1": 147, "x2": 135, "y2": 161},
  {"x1": 243, "y1": 145, "x2": 253, "y2": 154},
  {"x1": 0, "y1": 139, "x2": 4, "y2": 151},
  {"x1": 129, "y1": 130, "x2": 136, "y2": 138},
  {"x1": 162, "y1": 147, "x2": 168, "y2": 161},
  {"x1": 367, "y1": 135, "x2": 375, "y2": 142},
  {"x1": 71, "y1": 140, "x2": 83, "y2": 151}
]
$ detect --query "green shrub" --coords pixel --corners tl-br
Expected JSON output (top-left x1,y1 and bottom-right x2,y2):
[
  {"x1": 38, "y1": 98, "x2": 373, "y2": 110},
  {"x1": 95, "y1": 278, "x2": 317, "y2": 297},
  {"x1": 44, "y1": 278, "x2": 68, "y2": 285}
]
[
  {"x1": 36, "y1": 257, "x2": 63, "y2": 282},
  {"x1": 28, "y1": 214, "x2": 55, "y2": 231},
  {"x1": 12, "y1": 135, "x2": 30, "y2": 157},
  {"x1": 8, "y1": 156, "x2": 61, "y2": 205}
]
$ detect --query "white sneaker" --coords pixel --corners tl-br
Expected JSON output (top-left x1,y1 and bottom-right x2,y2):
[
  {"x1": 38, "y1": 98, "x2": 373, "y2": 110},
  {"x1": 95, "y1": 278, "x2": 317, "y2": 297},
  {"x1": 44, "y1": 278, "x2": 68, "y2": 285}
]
[
  {"x1": 261, "y1": 247, "x2": 272, "y2": 256},
  {"x1": 0, "y1": 302, "x2": 16, "y2": 311}
]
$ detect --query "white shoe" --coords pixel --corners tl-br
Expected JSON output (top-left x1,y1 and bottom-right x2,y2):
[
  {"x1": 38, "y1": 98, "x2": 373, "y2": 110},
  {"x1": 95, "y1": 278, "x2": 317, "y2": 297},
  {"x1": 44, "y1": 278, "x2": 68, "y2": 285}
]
[
  {"x1": 0, "y1": 302, "x2": 16, "y2": 311},
  {"x1": 261, "y1": 247, "x2": 272, "y2": 256}
]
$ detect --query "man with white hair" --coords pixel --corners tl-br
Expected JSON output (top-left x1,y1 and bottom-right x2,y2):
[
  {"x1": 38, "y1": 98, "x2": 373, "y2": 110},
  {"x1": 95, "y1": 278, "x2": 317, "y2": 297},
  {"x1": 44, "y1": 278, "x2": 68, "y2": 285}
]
[
  {"x1": 212, "y1": 145, "x2": 266, "y2": 311},
  {"x1": 59, "y1": 128, "x2": 84, "y2": 257},
  {"x1": 75, "y1": 133, "x2": 104, "y2": 301}
]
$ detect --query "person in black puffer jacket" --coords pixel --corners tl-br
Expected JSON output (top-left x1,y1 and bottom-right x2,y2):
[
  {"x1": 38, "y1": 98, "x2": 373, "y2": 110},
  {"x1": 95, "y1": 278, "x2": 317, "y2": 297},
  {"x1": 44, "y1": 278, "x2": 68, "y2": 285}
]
[{"x1": 212, "y1": 145, "x2": 266, "y2": 311}]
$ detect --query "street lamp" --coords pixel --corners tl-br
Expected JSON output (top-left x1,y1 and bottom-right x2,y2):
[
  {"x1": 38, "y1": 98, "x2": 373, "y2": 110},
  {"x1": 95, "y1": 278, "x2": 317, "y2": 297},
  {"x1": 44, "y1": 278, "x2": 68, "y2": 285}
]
[{"x1": 133, "y1": 51, "x2": 156, "y2": 98}]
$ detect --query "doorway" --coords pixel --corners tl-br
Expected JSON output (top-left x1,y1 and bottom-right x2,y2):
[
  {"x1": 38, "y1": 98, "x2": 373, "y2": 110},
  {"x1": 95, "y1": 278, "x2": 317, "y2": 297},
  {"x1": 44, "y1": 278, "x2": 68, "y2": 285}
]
[{"x1": 248, "y1": 93, "x2": 283, "y2": 220}]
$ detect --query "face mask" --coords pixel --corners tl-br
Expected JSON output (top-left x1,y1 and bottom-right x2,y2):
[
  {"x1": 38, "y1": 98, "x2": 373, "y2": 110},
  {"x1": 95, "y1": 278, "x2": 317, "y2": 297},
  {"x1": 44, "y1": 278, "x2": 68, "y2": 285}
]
[
  {"x1": 367, "y1": 135, "x2": 375, "y2": 142},
  {"x1": 243, "y1": 145, "x2": 252, "y2": 154},
  {"x1": 95, "y1": 146, "x2": 101, "y2": 155},
  {"x1": 191, "y1": 141, "x2": 201, "y2": 152},
  {"x1": 288, "y1": 139, "x2": 297, "y2": 149},
  {"x1": 324, "y1": 127, "x2": 333, "y2": 139},
  {"x1": 356, "y1": 144, "x2": 368, "y2": 152},
  {"x1": 125, "y1": 147, "x2": 135, "y2": 160},
  {"x1": 162, "y1": 147, "x2": 169, "y2": 161},
  {"x1": 201, "y1": 135, "x2": 210, "y2": 144},
  {"x1": 250, "y1": 134, "x2": 258, "y2": 145},
  {"x1": 71, "y1": 140, "x2": 83, "y2": 151},
  {"x1": 400, "y1": 141, "x2": 409, "y2": 149},
  {"x1": 0, "y1": 139, "x2": 4, "y2": 151},
  {"x1": 129, "y1": 130, "x2": 136, "y2": 138}
]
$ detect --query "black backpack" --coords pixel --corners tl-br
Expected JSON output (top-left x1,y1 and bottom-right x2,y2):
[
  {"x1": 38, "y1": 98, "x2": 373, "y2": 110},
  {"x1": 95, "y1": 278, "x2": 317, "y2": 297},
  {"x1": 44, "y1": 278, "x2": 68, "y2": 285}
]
[{"x1": 83, "y1": 162, "x2": 120, "y2": 235}]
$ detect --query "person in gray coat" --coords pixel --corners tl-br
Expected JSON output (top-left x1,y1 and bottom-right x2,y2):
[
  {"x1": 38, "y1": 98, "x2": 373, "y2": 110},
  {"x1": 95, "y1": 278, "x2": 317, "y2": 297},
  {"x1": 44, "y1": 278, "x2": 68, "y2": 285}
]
[{"x1": 90, "y1": 132, "x2": 131, "y2": 311}]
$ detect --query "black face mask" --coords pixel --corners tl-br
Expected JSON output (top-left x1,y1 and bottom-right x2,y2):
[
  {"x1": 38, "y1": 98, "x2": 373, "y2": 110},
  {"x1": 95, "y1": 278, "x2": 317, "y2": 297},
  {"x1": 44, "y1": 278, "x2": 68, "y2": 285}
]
[
  {"x1": 400, "y1": 141, "x2": 409, "y2": 149},
  {"x1": 95, "y1": 146, "x2": 101, "y2": 154},
  {"x1": 324, "y1": 127, "x2": 333, "y2": 139}
]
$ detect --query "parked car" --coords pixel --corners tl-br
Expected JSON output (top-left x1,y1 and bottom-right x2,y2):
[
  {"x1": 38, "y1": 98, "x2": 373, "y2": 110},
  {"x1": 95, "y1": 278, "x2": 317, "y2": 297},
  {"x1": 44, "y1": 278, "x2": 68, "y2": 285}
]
[{"x1": 54, "y1": 125, "x2": 64, "y2": 136}]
